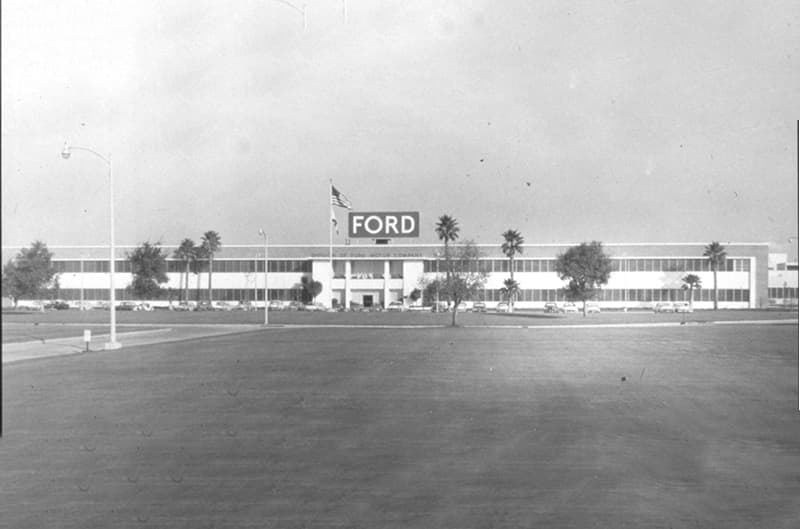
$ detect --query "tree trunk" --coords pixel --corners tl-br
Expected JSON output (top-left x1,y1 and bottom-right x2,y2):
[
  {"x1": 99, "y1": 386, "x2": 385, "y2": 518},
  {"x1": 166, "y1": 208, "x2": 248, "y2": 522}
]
[
  {"x1": 451, "y1": 301, "x2": 458, "y2": 326},
  {"x1": 713, "y1": 269, "x2": 718, "y2": 310},
  {"x1": 208, "y1": 256, "x2": 213, "y2": 302}
]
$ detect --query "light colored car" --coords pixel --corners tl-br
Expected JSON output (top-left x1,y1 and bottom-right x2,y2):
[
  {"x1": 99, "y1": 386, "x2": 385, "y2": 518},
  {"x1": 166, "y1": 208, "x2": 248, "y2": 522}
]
[
  {"x1": 135, "y1": 302, "x2": 154, "y2": 312},
  {"x1": 653, "y1": 302, "x2": 676, "y2": 313},
  {"x1": 585, "y1": 302, "x2": 601, "y2": 314},
  {"x1": 562, "y1": 303, "x2": 579, "y2": 313},
  {"x1": 302, "y1": 302, "x2": 327, "y2": 312},
  {"x1": 495, "y1": 302, "x2": 510, "y2": 313},
  {"x1": 386, "y1": 301, "x2": 405, "y2": 312},
  {"x1": 267, "y1": 300, "x2": 284, "y2": 311},
  {"x1": 431, "y1": 301, "x2": 449, "y2": 313},
  {"x1": 170, "y1": 301, "x2": 195, "y2": 311},
  {"x1": 543, "y1": 302, "x2": 560, "y2": 313},
  {"x1": 456, "y1": 302, "x2": 469, "y2": 312},
  {"x1": 472, "y1": 302, "x2": 487, "y2": 313},
  {"x1": 673, "y1": 302, "x2": 693, "y2": 313}
]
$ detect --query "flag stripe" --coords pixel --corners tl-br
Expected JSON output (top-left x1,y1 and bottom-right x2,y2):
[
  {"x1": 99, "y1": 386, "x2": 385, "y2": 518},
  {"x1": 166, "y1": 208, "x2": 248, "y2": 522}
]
[{"x1": 331, "y1": 185, "x2": 352, "y2": 209}]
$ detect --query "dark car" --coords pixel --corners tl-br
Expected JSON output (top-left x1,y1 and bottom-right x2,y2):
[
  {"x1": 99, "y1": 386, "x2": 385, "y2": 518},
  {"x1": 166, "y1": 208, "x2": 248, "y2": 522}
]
[
  {"x1": 195, "y1": 301, "x2": 214, "y2": 311},
  {"x1": 117, "y1": 301, "x2": 139, "y2": 311},
  {"x1": 45, "y1": 300, "x2": 71, "y2": 310}
]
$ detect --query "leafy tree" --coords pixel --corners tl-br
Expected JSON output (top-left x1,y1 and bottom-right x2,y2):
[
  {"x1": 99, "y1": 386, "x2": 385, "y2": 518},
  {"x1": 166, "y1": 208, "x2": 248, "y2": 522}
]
[
  {"x1": 300, "y1": 276, "x2": 323, "y2": 304},
  {"x1": 703, "y1": 241, "x2": 726, "y2": 310},
  {"x1": 435, "y1": 214, "x2": 460, "y2": 285},
  {"x1": 682, "y1": 273, "x2": 702, "y2": 310},
  {"x1": 172, "y1": 238, "x2": 198, "y2": 303},
  {"x1": 500, "y1": 277, "x2": 521, "y2": 306},
  {"x1": 435, "y1": 241, "x2": 487, "y2": 326},
  {"x1": 127, "y1": 242, "x2": 168, "y2": 300},
  {"x1": 1, "y1": 241, "x2": 57, "y2": 306},
  {"x1": 408, "y1": 288, "x2": 421, "y2": 305},
  {"x1": 201, "y1": 230, "x2": 222, "y2": 302},
  {"x1": 555, "y1": 241, "x2": 612, "y2": 317},
  {"x1": 501, "y1": 229, "x2": 524, "y2": 311}
]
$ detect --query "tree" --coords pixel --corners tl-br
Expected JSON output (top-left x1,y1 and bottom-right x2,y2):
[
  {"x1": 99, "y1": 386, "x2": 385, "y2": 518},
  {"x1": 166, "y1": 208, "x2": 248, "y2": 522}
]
[
  {"x1": 703, "y1": 241, "x2": 726, "y2": 310},
  {"x1": 500, "y1": 277, "x2": 521, "y2": 306},
  {"x1": 173, "y1": 238, "x2": 198, "y2": 303},
  {"x1": 1, "y1": 241, "x2": 57, "y2": 306},
  {"x1": 435, "y1": 241, "x2": 487, "y2": 326},
  {"x1": 555, "y1": 241, "x2": 612, "y2": 317},
  {"x1": 682, "y1": 273, "x2": 702, "y2": 310},
  {"x1": 300, "y1": 276, "x2": 322, "y2": 303},
  {"x1": 435, "y1": 214, "x2": 460, "y2": 286},
  {"x1": 501, "y1": 229, "x2": 524, "y2": 311},
  {"x1": 127, "y1": 242, "x2": 168, "y2": 300},
  {"x1": 201, "y1": 230, "x2": 222, "y2": 302},
  {"x1": 408, "y1": 288, "x2": 421, "y2": 305}
]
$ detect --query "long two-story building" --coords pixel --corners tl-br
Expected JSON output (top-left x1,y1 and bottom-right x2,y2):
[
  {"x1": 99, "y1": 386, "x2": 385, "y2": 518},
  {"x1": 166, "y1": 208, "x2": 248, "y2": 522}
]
[{"x1": 3, "y1": 241, "x2": 776, "y2": 310}]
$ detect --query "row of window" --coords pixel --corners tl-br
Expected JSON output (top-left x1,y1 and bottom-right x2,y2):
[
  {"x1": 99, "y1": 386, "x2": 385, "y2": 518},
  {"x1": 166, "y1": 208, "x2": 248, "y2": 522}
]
[
  {"x1": 423, "y1": 258, "x2": 751, "y2": 274},
  {"x1": 47, "y1": 288, "x2": 304, "y2": 302},
  {"x1": 768, "y1": 287, "x2": 799, "y2": 299},
  {"x1": 476, "y1": 288, "x2": 750, "y2": 303},
  {"x1": 52, "y1": 260, "x2": 313, "y2": 274}
]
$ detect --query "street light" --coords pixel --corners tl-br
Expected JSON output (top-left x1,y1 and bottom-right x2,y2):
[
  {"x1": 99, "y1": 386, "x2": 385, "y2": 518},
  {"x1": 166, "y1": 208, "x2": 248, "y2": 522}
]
[
  {"x1": 61, "y1": 142, "x2": 121, "y2": 349},
  {"x1": 258, "y1": 228, "x2": 269, "y2": 325}
]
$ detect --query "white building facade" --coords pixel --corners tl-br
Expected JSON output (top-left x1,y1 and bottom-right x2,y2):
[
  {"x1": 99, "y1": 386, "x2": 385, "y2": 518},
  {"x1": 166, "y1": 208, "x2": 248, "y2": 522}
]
[{"x1": 3, "y1": 241, "x2": 776, "y2": 310}]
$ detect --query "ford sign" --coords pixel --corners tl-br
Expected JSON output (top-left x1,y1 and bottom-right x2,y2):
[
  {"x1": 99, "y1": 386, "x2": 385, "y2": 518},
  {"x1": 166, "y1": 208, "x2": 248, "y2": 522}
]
[{"x1": 349, "y1": 212, "x2": 420, "y2": 238}]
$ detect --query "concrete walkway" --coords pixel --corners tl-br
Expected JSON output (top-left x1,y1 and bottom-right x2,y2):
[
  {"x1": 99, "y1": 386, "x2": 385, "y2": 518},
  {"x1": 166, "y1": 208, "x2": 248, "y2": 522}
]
[{"x1": 2, "y1": 324, "x2": 266, "y2": 365}]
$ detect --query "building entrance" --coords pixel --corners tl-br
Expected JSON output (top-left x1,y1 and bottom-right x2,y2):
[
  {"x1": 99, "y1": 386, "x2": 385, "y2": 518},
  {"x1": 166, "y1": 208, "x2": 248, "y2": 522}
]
[{"x1": 363, "y1": 295, "x2": 374, "y2": 308}]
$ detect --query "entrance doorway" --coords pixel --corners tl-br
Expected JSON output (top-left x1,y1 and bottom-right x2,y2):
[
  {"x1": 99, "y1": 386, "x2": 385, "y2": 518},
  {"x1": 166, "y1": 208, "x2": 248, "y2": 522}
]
[{"x1": 363, "y1": 295, "x2": 374, "y2": 308}]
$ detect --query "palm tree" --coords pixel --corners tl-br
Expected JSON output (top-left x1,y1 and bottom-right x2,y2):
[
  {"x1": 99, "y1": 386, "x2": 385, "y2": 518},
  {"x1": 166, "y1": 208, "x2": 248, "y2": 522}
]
[
  {"x1": 500, "y1": 278, "x2": 521, "y2": 308},
  {"x1": 501, "y1": 229, "x2": 524, "y2": 312},
  {"x1": 681, "y1": 273, "x2": 702, "y2": 310},
  {"x1": 201, "y1": 230, "x2": 222, "y2": 303},
  {"x1": 173, "y1": 238, "x2": 197, "y2": 303},
  {"x1": 703, "y1": 242, "x2": 727, "y2": 310},
  {"x1": 435, "y1": 214, "x2": 460, "y2": 281}
]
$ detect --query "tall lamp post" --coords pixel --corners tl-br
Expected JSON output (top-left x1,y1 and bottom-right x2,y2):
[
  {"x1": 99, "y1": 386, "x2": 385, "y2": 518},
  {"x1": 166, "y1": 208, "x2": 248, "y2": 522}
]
[
  {"x1": 61, "y1": 142, "x2": 121, "y2": 349},
  {"x1": 258, "y1": 228, "x2": 269, "y2": 325}
]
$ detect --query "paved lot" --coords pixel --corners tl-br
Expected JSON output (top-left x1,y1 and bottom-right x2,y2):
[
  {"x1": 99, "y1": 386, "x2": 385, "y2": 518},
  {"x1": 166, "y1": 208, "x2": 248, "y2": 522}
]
[{"x1": 1, "y1": 322, "x2": 798, "y2": 528}]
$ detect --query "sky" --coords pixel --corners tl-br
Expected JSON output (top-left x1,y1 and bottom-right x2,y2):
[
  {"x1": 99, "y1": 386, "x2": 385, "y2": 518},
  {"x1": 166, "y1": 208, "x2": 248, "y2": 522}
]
[{"x1": 2, "y1": 0, "x2": 799, "y2": 257}]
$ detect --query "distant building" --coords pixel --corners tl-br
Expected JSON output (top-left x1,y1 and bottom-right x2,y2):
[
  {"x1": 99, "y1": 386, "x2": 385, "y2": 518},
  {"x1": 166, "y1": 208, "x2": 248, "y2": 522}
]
[
  {"x1": 767, "y1": 253, "x2": 799, "y2": 307},
  {"x1": 1, "y1": 242, "x2": 775, "y2": 309}
]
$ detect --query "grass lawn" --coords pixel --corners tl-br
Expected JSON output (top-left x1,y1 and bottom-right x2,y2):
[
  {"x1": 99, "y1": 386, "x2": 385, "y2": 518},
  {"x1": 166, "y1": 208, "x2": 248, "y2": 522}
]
[{"x1": 1, "y1": 324, "x2": 798, "y2": 528}]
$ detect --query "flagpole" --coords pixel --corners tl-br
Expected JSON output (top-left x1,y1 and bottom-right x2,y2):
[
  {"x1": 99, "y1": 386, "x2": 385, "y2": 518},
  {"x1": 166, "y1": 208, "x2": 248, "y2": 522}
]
[{"x1": 329, "y1": 177, "x2": 334, "y2": 309}]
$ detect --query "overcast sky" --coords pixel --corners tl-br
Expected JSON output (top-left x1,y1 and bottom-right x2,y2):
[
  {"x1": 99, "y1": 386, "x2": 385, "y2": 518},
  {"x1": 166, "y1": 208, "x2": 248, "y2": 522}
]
[{"x1": 2, "y1": 0, "x2": 798, "y2": 256}]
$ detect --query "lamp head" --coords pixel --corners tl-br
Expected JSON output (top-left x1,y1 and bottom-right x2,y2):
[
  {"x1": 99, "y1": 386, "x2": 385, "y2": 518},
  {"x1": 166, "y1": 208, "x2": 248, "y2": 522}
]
[
  {"x1": 61, "y1": 142, "x2": 71, "y2": 160},
  {"x1": 258, "y1": 228, "x2": 265, "y2": 237}
]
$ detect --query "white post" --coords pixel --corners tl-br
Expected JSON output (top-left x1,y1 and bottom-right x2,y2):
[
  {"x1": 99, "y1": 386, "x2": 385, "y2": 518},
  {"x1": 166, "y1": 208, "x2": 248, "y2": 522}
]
[
  {"x1": 107, "y1": 154, "x2": 119, "y2": 349},
  {"x1": 263, "y1": 232, "x2": 269, "y2": 325}
]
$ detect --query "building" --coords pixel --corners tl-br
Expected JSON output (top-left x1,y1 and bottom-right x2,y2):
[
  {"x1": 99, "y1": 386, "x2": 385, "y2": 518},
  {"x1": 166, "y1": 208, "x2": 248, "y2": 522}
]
[
  {"x1": 2, "y1": 241, "x2": 777, "y2": 310},
  {"x1": 767, "y1": 253, "x2": 799, "y2": 307}
]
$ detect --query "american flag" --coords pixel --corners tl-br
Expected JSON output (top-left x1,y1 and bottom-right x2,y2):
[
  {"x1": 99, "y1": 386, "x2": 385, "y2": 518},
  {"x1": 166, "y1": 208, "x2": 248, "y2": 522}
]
[{"x1": 331, "y1": 184, "x2": 352, "y2": 209}]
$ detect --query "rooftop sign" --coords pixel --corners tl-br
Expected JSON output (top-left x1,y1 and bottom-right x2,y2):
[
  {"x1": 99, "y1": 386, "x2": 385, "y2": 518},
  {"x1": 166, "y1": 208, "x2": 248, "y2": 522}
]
[{"x1": 349, "y1": 212, "x2": 420, "y2": 238}]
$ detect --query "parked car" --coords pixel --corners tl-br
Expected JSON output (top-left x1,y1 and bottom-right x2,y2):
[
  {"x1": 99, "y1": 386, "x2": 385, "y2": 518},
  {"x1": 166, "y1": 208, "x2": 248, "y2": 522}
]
[
  {"x1": 407, "y1": 304, "x2": 428, "y2": 311},
  {"x1": 267, "y1": 300, "x2": 284, "y2": 311},
  {"x1": 195, "y1": 301, "x2": 214, "y2": 311},
  {"x1": 673, "y1": 302, "x2": 693, "y2": 313},
  {"x1": 456, "y1": 302, "x2": 469, "y2": 312},
  {"x1": 234, "y1": 301, "x2": 257, "y2": 311},
  {"x1": 472, "y1": 302, "x2": 487, "y2": 312},
  {"x1": 211, "y1": 301, "x2": 235, "y2": 311},
  {"x1": 585, "y1": 302, "x2": 601, "y2": 314},
  {"x1": 386, "y1": 301, "x2": 405, "y2": 312},
  {"x1": 431, "y1": 301, "x2": 449, "y2": 313},
  {"x1": 170, "y1": 301, "x2": 195, "y2": 311},
  {"x1": 495, "y1": 302, "x2": 510, "y2": 313},
  {"x1": 286, "y1": 301, "x2": 304, "y2": 311},
  {"x1": 135, "y1": 302, "x2": 154, "y2": 312},
  {"x1": 653, "y1": 302, "x2": 676, "y2": 313},
  {"x1": 562, "y1": 303, "x2": 579, "y2": 313},
  {"x1": 117, "y1": 301, "x2": 139, "y2": 311},
  {"x1": 543, "y1": 302, "x2": 560, "y2": 313},
  {"x1": 302, "y1": 302, "x2": 327, "y2": 312},
  {"x1": 45, "y1": 300, "x2": 71, "y2": 310}
]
